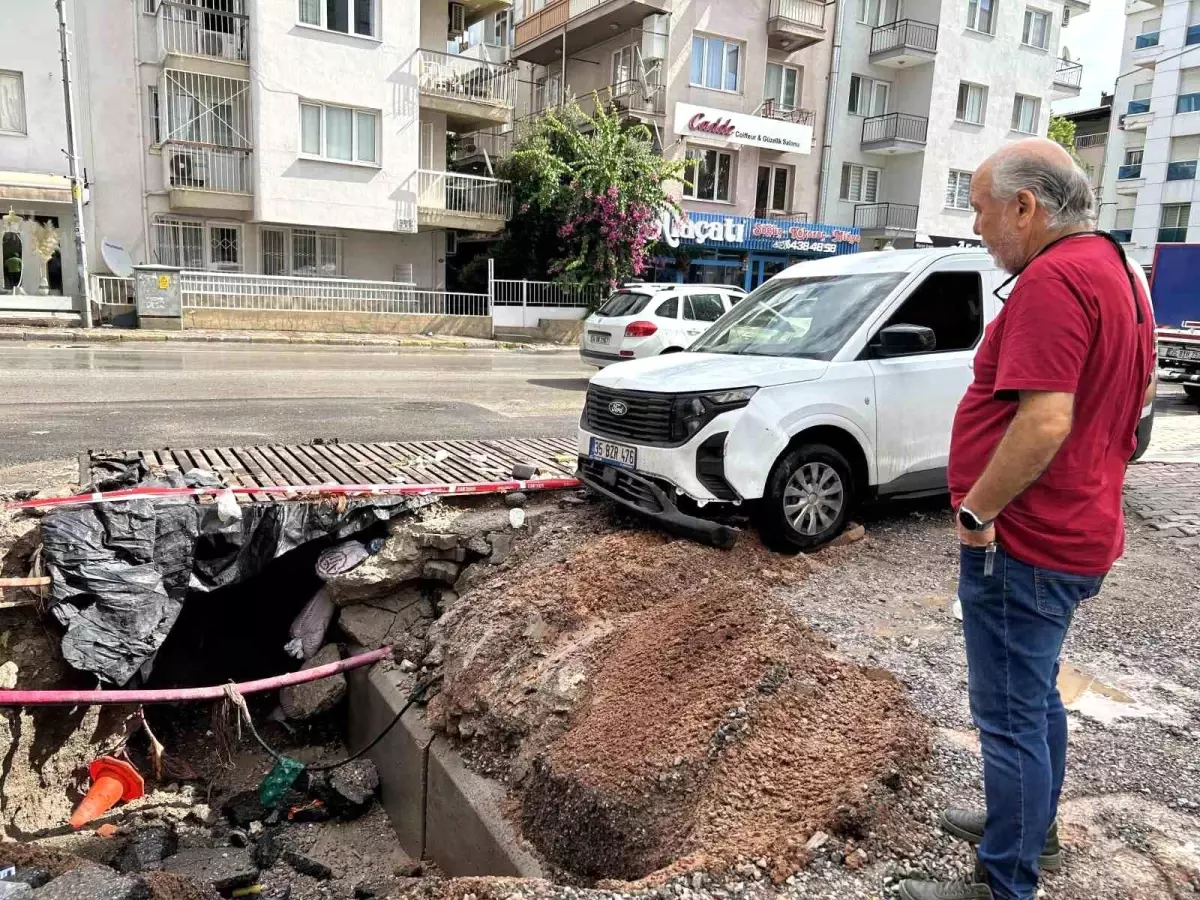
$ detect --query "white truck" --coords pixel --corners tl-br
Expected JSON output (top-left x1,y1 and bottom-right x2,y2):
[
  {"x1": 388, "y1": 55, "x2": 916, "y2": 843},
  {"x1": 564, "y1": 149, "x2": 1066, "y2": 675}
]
[{"x1": 577, "y1": 247, "x2": 1155, "y2": 550}]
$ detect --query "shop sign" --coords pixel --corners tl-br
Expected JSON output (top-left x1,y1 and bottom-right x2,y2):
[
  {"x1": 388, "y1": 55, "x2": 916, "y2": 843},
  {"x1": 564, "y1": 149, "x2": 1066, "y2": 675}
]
[
  {"x1": 751, "y1": 221, "x2": 861, "y2": 255},
  {"x1": 648, "y1": 210, "x2": 860, "y2": 257},
  {"x1": 674, "y1": 102, "x2": 814, "y2": 153},
  {"x1": 650, "y1": 208, "x2": 746, "y2": 248}
]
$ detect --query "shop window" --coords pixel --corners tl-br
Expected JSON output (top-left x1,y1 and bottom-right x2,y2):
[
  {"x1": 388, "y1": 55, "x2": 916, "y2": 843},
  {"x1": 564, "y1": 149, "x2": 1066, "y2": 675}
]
[{"x1": 880, "y1": 272, "x2": 983, "y2": 353}]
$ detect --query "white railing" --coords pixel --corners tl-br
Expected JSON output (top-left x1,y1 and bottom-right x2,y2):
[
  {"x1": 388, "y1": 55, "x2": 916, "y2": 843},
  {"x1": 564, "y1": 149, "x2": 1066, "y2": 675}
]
[
  {"x1": 769, "y1": 0, "x2": 827, "y2": 28},
  {"x1": 1075, "y1": 132, "x2": 1107, "y2": 149},
  {"x1": 418, "y1": 49, "x2": 516, "y2": 109},
  {"x1": 162, "y1": 142, "x2": 252, "y2": 194},
  {"x1": 453, "y1": 129, "x2": 514, "y2": 164},
  {"x1": 493, "y1": 278, "x2": 607, "y2": 308},
  {"x1": 180, "y1": 271, "x2": 491, "y2": 318},
  {"x1": 92, "y1": 275, "x2": 136, "y2": 306},
  {"x1": 157, "y1": 1, "x2": 249, "y2": 62},
  {"x1": 417, "y1": 170, "x2": 512, "y2": 220}
]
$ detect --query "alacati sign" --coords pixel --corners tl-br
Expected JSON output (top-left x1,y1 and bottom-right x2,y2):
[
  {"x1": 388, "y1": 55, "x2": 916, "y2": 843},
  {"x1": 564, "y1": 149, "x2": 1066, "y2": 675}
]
[
  {"x1": 649, "y1": 208, "x2": 746, "y2": 248},
  {"x1": 674, "y1": 102, "x2": 814, "y2": 154}
]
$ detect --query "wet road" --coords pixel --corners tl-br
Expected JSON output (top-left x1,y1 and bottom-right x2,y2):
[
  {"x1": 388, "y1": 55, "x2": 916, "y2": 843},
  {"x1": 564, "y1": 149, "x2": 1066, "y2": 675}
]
[{"x1": 0, "y1": 343, "x2": 593, "y2": 465}]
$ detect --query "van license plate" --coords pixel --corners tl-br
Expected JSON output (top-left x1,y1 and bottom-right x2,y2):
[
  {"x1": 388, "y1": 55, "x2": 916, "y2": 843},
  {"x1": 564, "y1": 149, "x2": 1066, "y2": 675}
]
[
  {"x1": 589, "y1": 331, "x2": 611, "y2": 345},
  {"x1": 1164, "y1": 346, "x2": 1200, "y2": 361},
  {"x1": 590, "y1": 438, "x2": 637, "y2": 470}
]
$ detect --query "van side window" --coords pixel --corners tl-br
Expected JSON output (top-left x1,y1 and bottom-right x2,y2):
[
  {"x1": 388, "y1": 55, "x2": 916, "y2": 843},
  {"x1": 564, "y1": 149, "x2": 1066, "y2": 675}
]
[
  {"x1": 881, "y1": 271, "x2": 983, "y2": 353},
  {"x1": 656, "y1": 297, "x2": 679, "y2": 318}
]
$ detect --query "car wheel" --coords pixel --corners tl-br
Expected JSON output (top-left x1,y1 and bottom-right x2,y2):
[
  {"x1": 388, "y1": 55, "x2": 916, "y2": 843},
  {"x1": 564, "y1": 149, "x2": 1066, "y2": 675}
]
[
  {"x1": 759, "y1": 443, "x2": 855, "y2": 552},
  {"x1": 1131, "y1": 408, "x2": 1155, "y2": 461},
  {"x1": 660, "y1": 346, "x2": 684, "y2": 355},
  {"x1": 1184, "y1": 384, "x2": 1200, "y2": 404}
]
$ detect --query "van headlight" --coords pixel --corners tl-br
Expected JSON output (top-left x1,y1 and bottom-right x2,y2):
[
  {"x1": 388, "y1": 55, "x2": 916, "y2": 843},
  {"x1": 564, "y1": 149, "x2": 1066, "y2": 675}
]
[{"x1": 671, "y1": 387, "x2": 758, "y2": 441}]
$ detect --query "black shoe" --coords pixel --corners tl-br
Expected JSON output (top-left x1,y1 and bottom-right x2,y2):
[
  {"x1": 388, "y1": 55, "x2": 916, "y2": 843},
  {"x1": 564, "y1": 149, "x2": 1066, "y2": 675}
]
[
  {"x1": 899, "y1": 859, "x2": 993, "y2": 900},
  {"x1": 939, "y1": 808, "x2": 1062, "y2": 872}
]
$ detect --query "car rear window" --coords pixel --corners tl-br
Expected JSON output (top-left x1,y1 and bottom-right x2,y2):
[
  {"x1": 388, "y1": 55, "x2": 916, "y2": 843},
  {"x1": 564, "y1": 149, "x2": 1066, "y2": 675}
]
[{"x1": 597, "y1": 291, "x2": 651, "y2": 317}]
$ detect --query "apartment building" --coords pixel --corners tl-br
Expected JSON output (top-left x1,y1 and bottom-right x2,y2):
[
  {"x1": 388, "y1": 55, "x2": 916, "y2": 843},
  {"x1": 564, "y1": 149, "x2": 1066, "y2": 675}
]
[
  {"x1": 1099, "y1": 0, "x2": 1200, "y2": 265},
  {"x1": 823, "y1": 0, "x2": 1086, "y2": 250},
  {"x1": 1063, "y1": 94, "x2": 1111, "y2": 194},
  {"x1": 0, "y1": 0, "x2": 515, "y2": 307}
]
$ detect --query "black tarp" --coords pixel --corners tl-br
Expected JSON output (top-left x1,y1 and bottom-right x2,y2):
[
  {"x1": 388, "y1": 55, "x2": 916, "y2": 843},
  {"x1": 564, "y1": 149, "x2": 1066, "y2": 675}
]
[{"x1": 40, "y1": 468, "x2": 423, "y2": 685}]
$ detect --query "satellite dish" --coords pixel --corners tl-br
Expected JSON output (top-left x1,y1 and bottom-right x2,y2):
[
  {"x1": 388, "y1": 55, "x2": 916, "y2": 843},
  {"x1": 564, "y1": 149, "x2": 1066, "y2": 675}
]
[{"x1": 101, "y1": 239, "x2": 134, "y2": 277}]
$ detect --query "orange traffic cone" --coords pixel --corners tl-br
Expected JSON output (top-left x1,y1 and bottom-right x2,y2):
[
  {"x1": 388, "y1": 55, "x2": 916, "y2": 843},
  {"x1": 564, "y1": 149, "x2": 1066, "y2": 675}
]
[{"x1": 70, "y1": 757, "x2": 144, "y2": 829}]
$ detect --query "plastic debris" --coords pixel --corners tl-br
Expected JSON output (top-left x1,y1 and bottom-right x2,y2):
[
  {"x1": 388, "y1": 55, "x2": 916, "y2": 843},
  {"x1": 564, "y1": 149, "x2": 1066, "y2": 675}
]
[
  {"x1": 509, "y1": 507, "x2": 526, "y2": 529},
  {"x1": 71, "y1": 757, "x2": 145, "y2": 829},
  {"x1": 283, "y1": 587, "x2": 336, "y2": 662},
  {"x1": 216, "y1": 489, "x2": 242, "y2": 524},
  {"x1": 315, "y1": 538, "x2": 385, "y2": 581},
  {"x1": 258, "y1": 757, "x2": 306, "y2": 809}
]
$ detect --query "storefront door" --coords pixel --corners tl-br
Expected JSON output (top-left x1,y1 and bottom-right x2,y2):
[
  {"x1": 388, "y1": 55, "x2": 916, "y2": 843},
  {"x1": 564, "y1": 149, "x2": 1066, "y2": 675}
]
[{"x1": 746, "y1": 254, "x2": 792, "y2": 291}]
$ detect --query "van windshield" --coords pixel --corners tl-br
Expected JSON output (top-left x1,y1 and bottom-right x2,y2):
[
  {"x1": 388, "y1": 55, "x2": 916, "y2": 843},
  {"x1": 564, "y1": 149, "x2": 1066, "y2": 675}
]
[
  {"x1": 596, "y1": 291, "x2": 651, "y2": 317},
  {"x1": 690, "y1": 273, "x2": 907, "y2": 360}
]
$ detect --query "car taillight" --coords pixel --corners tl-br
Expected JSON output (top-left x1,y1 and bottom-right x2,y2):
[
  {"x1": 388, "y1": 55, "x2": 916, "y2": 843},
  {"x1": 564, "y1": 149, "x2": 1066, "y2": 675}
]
[{"x1": 624, "y1": 320, "x2": 658, "y2": 338}]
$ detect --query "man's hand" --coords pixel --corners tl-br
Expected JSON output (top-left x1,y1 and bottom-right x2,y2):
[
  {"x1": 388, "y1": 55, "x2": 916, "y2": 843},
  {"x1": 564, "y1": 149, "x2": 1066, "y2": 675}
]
[{"x1": 957, "y1": 518, "x2": 996, "y2": 548}]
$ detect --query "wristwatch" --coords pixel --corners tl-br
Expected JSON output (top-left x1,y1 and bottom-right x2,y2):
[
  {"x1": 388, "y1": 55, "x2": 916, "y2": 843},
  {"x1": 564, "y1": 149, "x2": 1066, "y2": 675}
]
[{"x1": 958, "y1": 506, "x2": 994, "y2": 532}]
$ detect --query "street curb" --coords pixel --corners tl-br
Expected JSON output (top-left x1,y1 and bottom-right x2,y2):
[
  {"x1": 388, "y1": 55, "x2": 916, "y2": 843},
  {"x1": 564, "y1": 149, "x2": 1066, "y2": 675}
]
[{"x1": 0, "y1": 328, "x2": 576, "y2": 353}]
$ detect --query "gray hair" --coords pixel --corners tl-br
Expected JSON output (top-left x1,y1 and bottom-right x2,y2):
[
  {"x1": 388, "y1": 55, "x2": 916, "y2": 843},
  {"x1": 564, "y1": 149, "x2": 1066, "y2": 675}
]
[{"x1": 989, "y1": 154, "x2": 1096, "y2": 228}]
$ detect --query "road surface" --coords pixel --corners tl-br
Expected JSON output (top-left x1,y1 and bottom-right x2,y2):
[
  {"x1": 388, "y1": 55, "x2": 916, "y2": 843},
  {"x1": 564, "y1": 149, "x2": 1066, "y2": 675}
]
[{"x1": 0, "y1": 342, "x2": 593, "y2": 466}]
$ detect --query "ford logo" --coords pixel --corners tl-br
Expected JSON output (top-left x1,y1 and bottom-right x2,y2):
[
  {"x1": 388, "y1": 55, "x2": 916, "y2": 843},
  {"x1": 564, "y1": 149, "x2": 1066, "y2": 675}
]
[{"x1": 608, "y1": 401, "x2": 629, "y2": 416}]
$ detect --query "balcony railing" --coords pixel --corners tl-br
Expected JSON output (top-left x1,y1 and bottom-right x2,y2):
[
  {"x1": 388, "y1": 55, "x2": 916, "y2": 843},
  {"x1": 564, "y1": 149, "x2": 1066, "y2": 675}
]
[
  {"x1": 1054, "y1": 58, "x2": 1083, "y2": 90},
  {"x1": 418, "y1": 49, "x2": 516, "y2": 108},
  {"x1": 853, "y1": 203, "x2": 918, "y2": 231},
  {"x1": 1178, "y1": 92, "x2": 1200, "y2": 114},
  {"x1": 861, "y1": 112, "x2": 929, "y2": 145},
  {"x1": 157, "y1": 0, "x2": 249, "y2": 63},
  {"x1": 1188, "y1": 23, "x2": 1200, "y2": 45},
  {"x1": 417, "y1": 170, "x2": 512, "y2": 220},
  {"x1": 609, "y1": 79, "x2": 666, "y2": 116},
  {"x1": 1167, "y1": 160, "x2": 1197, "y2": 181},
  {"x1": 1074, "y1": 132, "x2": 1107, "y2": 149},
  {"x1": 870, "y1": 19, "x2": 938, "y2": 55},
  {"x1": 758, "y1": 100, "x2": 816, "y2": 125},
  {"x1": 1110, "y1": 229, "x2": 1133, "y2": 243},
  {"x1": 163, "y1": 142, "x2": 252, "y2": 194},
  {"x1": 1158, "y1": 227, "x2": 1189, "y2": 243},
  {"x1": 1117, "y1": 163, "x2": 1143, "y2": 180},
  {"x1": 1128, "y1": 98, "x2": 1151, "y2": 115},
  {"x1": 1134, "y1": 31, "x2": 1160, "y2": 49},
  {"x1": 453, "y1": 129, "x2": 514, "y2": 163},
  {"x1": 768, "y1": 0, "x2": 826, "y2": 28}
]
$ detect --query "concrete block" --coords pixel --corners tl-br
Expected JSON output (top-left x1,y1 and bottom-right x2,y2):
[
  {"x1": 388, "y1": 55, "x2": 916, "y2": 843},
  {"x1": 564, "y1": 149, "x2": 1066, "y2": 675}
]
[
  {"x1": 346, "y1": 664, "x2": 432, "y2": 858},
  {"x1": 426, "y1": 737, "x2": 545, "y2": 879}
]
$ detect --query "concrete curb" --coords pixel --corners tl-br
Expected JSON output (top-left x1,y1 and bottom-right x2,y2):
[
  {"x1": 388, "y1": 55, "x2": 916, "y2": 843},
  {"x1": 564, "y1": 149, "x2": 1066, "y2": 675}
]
[
  {"x1": 0, "y1": 327, "x2": 576, "y2": 353},
  {"x1": 346, "y1": 662, "x2": 546, "y2": 878}
]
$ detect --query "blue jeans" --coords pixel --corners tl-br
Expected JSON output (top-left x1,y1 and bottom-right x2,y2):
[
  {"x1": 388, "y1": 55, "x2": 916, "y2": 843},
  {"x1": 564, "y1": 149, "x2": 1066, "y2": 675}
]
[{"x1": 958, "y1": 544, "x2": 1104, "y2": 900}]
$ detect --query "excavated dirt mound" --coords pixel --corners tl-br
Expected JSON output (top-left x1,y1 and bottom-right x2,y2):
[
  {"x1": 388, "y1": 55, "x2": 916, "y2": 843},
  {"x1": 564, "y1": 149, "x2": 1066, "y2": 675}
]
[{"x1": 428, "y1": 527, "x2": 930, "y2": 882}]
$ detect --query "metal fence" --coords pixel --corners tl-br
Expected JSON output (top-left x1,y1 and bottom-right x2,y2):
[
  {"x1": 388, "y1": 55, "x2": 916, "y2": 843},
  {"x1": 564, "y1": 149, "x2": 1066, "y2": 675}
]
[
  {"x1": 162, "y1": 141, "x2": 252, "y2": 194},
  {"x1": 418, "y1": 49, "x2": 516, "y2": 109},
  {"x1": 1054, "y1": 58, "x2": 1083, "y2": 90},
  {"x1": 417, "y1": 170, "x2": 512, "y2": 221},
  {"x1": 853, "y1": 203, "x2": 919, "y2": 231},
  {"x1": 768, "y1": 0, "x2": 826, "y2": 28},
  {"x1": 870, "y1": 19, "x2": 938, "y2": 55},
  {"x1": 862, "y1": 112, "x2": 929, "y2": 146},
  {"x1": 181, "y1": 271, "x2": 490, "y2": 317},
  {"x1": 1074, "y1": 132, "x2": 1107, "y2": 149},
  {"x1": 157, "y1": 0, "x2": 249, "y2": 62},
  {"x1": 492, "y1": 278, "x2": 607, "y2": 309}
]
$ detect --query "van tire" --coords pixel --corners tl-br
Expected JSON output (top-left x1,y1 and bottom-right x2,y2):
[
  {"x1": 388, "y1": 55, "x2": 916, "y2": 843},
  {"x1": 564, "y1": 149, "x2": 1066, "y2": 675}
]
[
  {"x1": 759, "y1": 443, "x2": 855, "y2": 552},
  {"x1": 660, "y1": 347, "x2": 684, "y2": 355}
]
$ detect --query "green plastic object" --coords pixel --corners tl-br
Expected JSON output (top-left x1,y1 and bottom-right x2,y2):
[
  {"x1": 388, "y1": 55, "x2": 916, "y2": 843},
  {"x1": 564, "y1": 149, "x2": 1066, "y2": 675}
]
[{"x1": 259, "y1": 757, "x2": 306, "y2": 808}]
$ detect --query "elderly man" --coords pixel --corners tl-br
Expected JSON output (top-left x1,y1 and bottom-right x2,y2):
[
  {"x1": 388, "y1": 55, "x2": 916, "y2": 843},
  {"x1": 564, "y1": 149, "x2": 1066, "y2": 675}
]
[{"x1": 900, "y1": 138, "x2": 1157, "y2": 900}]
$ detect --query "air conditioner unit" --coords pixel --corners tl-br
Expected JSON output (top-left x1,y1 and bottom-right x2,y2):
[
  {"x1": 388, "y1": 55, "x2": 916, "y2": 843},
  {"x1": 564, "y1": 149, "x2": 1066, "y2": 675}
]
[
  {"x1": 169, "y1": 151, "x2": 207, "y2": 188},
  {"x1": 448, "y1": 2, "x2": 466, "y2": 38}
]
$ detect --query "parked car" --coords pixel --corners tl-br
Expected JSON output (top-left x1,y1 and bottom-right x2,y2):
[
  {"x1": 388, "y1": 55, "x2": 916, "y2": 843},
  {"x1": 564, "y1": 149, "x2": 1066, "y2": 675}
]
[
  {"x1": 579, "y1": 283, "x2": 746, "y2": 368},
  {"x1": 577, "y1": 248, "x2": 1156, "y2": 551}
]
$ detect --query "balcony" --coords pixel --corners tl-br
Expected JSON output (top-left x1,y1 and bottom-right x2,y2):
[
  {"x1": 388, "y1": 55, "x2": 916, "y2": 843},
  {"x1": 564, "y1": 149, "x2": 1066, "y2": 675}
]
[
  {"x1": 156, "y1": 0, "x2": 249, "y2": 76},
  {"x1": 1158, "y1": 227, "x2": 1189, "y2": 243},
  {"x1": 609, "y1": 79, "x2": 666, "y2": 120},
  {"x1": 456, "y1": 0, "x2": 514, "y2": 25},
  {"x1": 418, "y1": 50, "x2": 516, "y2": 130},
  {"x1": 1074, "y1": 132, "x2": 1107, "y2": 150},
  {"x1": 452, "y1": 128, "x2": 515, "y2": 174},
  {"x1": 766, "y1": 0, "x2": 827, "y2": 51},
  {"x1": 758, "y1": 101, "x2": 816, "y2": 126},
  {"x1": 417, "y1": 170, "x2": 512, "y2": 232},
  {"x1": 854, "y1": 203, "x2": 918, "y2": 232},
  {"x1": 861, "y1": 113, "x2": 928, "y2": 155},
  {"x1": 513, "y1": 0, "x2": 669, "y2": 65},
  {"x1": 1122, "y1": 99, "x2": 1153, "y2": 131},
  {"x1": 1064, "y1": 0, "x2": 1089, "y2": 11},
  {"x1": 162, "y1": 142, "x2": 252, "y2": 212},
  {"x1": 1188, "y1": 24, "x2": 1200, "y2": 46},
  {"x1": 1051, "y1": 59, "x2": 1083, "y2": 98},
  {"x1": 1116, "y1": 163, "x2": 1144, "y2": 194},
  {"x1": 869, "y1": 20, "x2": 937, "y2": 68},
  {"x1": 1178, "y1": 92, "x2": 1200, "y2": 114},
  {"x1": 1167, "y1": 160, "x2": 1197, "y2": 182},
  {"x1": 1132, "y1": 31, "x2": 1164, "y2": 68},
  {"x1": 1110, "y1": 229, "x2": 1133, "y2": 243}
]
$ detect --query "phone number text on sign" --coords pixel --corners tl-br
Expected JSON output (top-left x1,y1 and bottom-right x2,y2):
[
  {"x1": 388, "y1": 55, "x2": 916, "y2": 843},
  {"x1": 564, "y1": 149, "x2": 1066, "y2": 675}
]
[{"x1": 770, "y1": 239, "x2": 838, "y2": 254}]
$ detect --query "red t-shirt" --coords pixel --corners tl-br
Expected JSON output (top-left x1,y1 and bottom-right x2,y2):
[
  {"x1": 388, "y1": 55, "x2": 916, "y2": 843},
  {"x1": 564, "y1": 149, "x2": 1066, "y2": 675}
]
[{"x1": 948, "y1": 235, "x2": 1156, "y2": 575}]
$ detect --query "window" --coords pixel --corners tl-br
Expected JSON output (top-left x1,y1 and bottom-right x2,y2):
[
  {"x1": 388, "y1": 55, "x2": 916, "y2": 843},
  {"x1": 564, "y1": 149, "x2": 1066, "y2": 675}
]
[
  {"x1": 1114, "y1": 207, "x2": 1135, "y2": 233},
  {"x1": 856, "y1": 0, "x2": 899, "y2": 24},
  {"x1": 154, "y1": 218, "x2": 205, "y2": 269},
  {"x1": 966, "y1": 0, "x2": 996, "y2": 34},
  {"x1": 533, "y1": 71, "x2": 561, "y2": 112},
  {"x1": 0, "y1": 71, "x2": 26, "y2": 135},
  {"x1": 684, "y1": 148, "x2": 733, "y2": 202},
  {"x1": 1168, "y1": 137, "x2": 1200, "y2": 181},
  {"x1": 840, "y1": 163, "x2": 881, "y2": 203},
  {"x1": 655, "y1": 297, "x2": 679, "y2": 318},
  {"x1": 299, "y1": 0, "x2": 375, "y2": 37},
  {"x1": 765, "y1": 63, "x2": 800, "y2": 110},
  {"x1": 945, "y1": 170, "x2": 973, "y2": 210},
  {"x1": 148, "y1": 87, "x2": 162, "y2": 145},
  {"x1": 1062, "y1": 6, "x2": 1070, "y2": 26},
  {"x1": 491, "y1": 10, "x2": 511, "y2": 45},
  {"x1": 1159, "y1": 204, "x2": 1191, "y2": 242},
  {"x1": 210, "y1": 226, "x2": 241, "y2": 271},
  {"x1": 756, "y1": 165, "x2": 792, "y2": 214},
  {"x1": 690, "y1": 34, "x2": 741, "y2": 92},
  {"x1": 881, "y1": 272, "x2": 984, "y2": 354},
  {"x1": 612, "y1": 45, "x2": 634, "y2": 88},
  {"x1": 299, "y1": 101, "x2": 378, "y2": 163},
  {"x1": 1124, "y1": 147, "x2": 1144, "y2": 166},
  {"x1": 292, "y1": 229, "x2": 340, "y2": 276},
  {"x1": 1022, "y1": 8, "x2": 1051, "y2": 49},
  {"x1": 685, "y1": 294, "x2": 726, "y2": 323},
  {"x1": 848, "y1": 74, "x2": 890, "y2": 116},
  {"x1": 1179, "y1": 67, "x2": 1200, "y2": 113},
  {"x1": 956, "y1": 82, "x2": 987, "y2": 124},
  {"x1": 262, "y1": 228, "x2": 286, "y2": 276},
  {"x1": 1011, "y1": 94, "x2": 1040, "y2": 133}
]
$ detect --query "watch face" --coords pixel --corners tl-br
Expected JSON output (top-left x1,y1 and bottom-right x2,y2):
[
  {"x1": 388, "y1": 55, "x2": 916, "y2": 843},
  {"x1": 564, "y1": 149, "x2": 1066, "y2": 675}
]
[{"x1": 959, "y1": 508, "x2": 982, "y2": 531}]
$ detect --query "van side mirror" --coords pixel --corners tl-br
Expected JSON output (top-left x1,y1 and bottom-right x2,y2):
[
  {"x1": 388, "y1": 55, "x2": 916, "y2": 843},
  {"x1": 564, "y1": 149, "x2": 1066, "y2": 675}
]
[{"x1": 873, "y1": 324, "x2": 936, "y2": 357}]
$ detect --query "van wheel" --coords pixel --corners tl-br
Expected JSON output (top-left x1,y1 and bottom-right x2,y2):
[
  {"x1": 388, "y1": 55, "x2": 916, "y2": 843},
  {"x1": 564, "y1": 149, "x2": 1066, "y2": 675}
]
[
  {"x1": 660, "y1": 346, "x2": 684, "y2": 355},
  {"x1": 759, "y1": 443, "x2": 855, "y2": 552}
]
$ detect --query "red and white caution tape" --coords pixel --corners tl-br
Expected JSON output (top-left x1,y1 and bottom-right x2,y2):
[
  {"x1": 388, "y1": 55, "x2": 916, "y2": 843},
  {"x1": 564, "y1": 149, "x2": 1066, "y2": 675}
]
[{"x1": 5, "y1": 477, "x2": 582, "y2": 512}]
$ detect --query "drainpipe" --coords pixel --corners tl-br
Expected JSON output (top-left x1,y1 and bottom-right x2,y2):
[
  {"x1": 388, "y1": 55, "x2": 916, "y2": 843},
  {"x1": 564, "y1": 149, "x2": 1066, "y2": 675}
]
[
  {"x1": 131, "y1": 0, "x2": 153, "y2": 269},
  {"x1": 816, "y1": 0, "x2": 845, "y2": 225}
]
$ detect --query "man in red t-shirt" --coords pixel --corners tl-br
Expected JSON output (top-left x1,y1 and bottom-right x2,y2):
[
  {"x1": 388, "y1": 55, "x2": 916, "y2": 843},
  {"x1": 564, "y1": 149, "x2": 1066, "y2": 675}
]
[{"x1": 900, "y1": 140, "x2": 1156, "y2": 900}]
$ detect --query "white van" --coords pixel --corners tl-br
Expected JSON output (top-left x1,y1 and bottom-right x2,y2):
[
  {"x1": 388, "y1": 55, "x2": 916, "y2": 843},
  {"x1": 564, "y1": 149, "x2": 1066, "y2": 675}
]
[{"x1": 576, "y1": 248, "x2": 1155, "y2": 550}]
